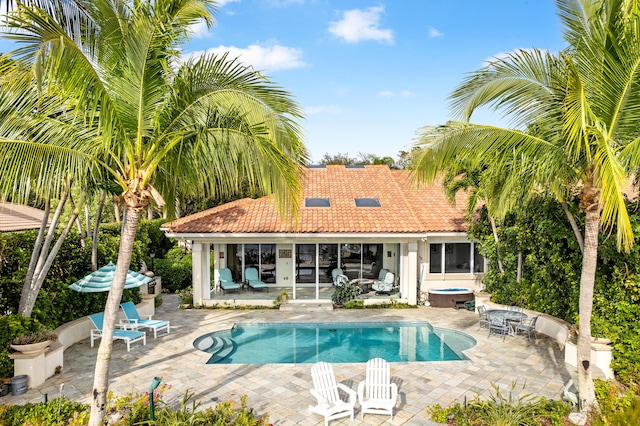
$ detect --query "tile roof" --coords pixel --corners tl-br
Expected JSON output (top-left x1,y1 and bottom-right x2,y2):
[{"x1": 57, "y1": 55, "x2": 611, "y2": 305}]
[
  {"x1": 163, "y1": 165, "x2": 469, "y2": 235},
  {"x1": 0, "y1": 202, "x2": 50, "y2": 232}
]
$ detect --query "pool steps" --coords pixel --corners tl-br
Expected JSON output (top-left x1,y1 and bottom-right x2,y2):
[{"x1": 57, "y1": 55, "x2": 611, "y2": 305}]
[{"x1": 195, "y1": 335, "x2": 237, "y2": 362}]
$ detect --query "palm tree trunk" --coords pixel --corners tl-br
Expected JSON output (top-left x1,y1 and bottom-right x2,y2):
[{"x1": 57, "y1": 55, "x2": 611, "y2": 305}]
[
  {"x1": 91, "y1": 191, "x2": 107, "y2": 271},
  {"x1": 516, "y1": 251, "x2": 522, "y2": 284},
  {"x1": 21, "y1": 199, "x2": 50, "y2": 311},
  {"x1": 113, "y1": 197, "x2": 121, "y2": 223},
  {"x1": 19, "y1": 197, "x2": 79, "y2": 317},
  {"x1": 561, "y1": 200, "x2": 584, "y2": 254},
  {"x1": 577, "y1": 208, "x2": 599, "y2": 413},
  {"x1": 489, "y1": 216, "x2": 504, "y2": 273},
  {"x1": 89, "y1": 207, "x2": 141, "y2": 426}
]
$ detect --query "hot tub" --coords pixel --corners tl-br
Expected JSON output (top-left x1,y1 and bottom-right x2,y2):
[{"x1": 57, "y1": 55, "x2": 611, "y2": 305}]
[{"x1": 428, "y1": 287, "x2": 474, "y2": 308}]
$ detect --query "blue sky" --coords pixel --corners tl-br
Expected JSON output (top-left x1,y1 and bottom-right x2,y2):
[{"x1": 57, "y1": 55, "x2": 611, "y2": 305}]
[{"x1": 1, "y1": 0, "x2": 566, "y2": 162}]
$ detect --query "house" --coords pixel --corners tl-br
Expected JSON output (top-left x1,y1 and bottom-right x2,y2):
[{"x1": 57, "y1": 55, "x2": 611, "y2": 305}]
[{"x1": 161, "y1": 165, "x2": 485, "y2": 306}]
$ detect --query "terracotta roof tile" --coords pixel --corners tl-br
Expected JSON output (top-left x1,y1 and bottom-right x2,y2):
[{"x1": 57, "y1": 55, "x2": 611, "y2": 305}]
[
  {"x1": 0, "y1": 202, "x2": 51, "y2": 232},
  {"x1": 163, "y1": 165, "x2": 469, "y2": 234}
]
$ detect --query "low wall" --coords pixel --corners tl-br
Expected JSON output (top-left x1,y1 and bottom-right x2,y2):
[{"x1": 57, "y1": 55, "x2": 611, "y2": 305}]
[
  {"x1": 474, "y1": 292, "x2": 614, "y2": 379},
  {"x1": 13, "y1": 297, "x2": 156, "y2": 389}
]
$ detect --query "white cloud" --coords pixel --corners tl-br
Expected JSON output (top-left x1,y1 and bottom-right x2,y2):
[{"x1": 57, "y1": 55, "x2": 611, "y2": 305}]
[
  {"x1": 328, "y1": 6, "x2": 393, "y2": 44},
  {"x1": 266, "y1": 0, "x2": 307, "y2": 6},
  {"x1": 399, "y1": 90, "x2": 416, "y2": 98},
  {"x1": 305, "y1": 105, "x2": 343, "y2": 115},
  {"x1": 428, "y1": 27, "x2": 443, "y2": 38},
  {"x1": 187, "y1": 43, "x2": 307, "y2": 71},
  {"x1": 188, "y1": 19, "x2": 211, "y2": 39},
  {"x1": 217, "y1": 0, "x2": 240, "y2": 6},
  {"x1": 378, "y1": 90, "x2": 416, "y2": 98}
]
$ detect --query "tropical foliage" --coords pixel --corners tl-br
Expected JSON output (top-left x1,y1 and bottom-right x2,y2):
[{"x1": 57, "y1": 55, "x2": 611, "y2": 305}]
[
  {"x1": 411, "y1": 0, "x2": 640, "y2": 410},
  {"x1": 426, "y1": 381, "x2": 572, "y2": 426},
  {"x1": 1, "y1": 0, "x2": 307, "y2": 423},
  {"x1": 470, "y1": 195, "x2": 640, "y2": 392}
]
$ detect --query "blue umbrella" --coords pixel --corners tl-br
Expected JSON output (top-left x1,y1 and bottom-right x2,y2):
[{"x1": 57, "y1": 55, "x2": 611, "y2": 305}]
[{"x1": 68, "y1": 262, "x2": 152, "y2": 293}]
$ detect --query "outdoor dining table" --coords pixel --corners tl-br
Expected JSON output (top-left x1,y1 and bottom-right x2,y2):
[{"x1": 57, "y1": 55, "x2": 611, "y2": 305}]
[{"x1": 487, "y1": 309, "x2": 528, "y2": 336}]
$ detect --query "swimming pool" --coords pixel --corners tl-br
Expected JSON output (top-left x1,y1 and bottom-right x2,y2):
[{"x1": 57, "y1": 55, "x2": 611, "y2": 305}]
[{"x1": 193, "y1": 321, "x2": 476, "y2": 364}]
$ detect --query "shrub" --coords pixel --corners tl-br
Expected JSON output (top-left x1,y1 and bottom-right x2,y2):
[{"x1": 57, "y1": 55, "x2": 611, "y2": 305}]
[
  {"x1": 178, "y1": 287, "x2": 193, "y2": 305},
  {"x1": 331, "y1": 282, "x2": 361, "y2": 305},
  {"x1": 426, "y1": 381, "x2": 571, "y2": 426},
  {"x1": 154, "y1": 246, "x2": 192, "y2": 293},
  {"x1": 0, "y1": 397, "x2": 89, "y2": 426},
  {"x1": 591, "y1": 379, "x2": 640, "y2": 425}
]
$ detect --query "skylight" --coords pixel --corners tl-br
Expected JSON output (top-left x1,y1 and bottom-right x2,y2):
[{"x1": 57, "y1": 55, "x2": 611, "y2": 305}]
[
  {"x1": 305, "y1": 198, "x2": 331, "y2": 207},
  {"x1": 345, "y1": 165, "x2": 365, "y2": 169},
  {"x1": 354, "y1": 198, "x2": 381, "y2": 207},
  {"x1": 308, "y1": 164, "x2": 327, "y2": 168}
]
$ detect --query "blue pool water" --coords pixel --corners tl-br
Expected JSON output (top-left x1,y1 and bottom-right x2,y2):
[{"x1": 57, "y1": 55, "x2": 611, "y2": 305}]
[{"x1": 193, "y1": 321, "x2": 476, "y2": 364}]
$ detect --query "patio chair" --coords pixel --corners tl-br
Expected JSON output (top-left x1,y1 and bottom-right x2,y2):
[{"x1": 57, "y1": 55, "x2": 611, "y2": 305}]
[
  {"x1": 218, "y1": 268, "x2": 240, "y2": 293},
  {"x1": 88, "y1": 312, "x2": 146, "y2": 351},
  {"x1": 245, "y1": 267, "x2": 268, "y2": 292},
  {"x1": 309, "y1": 361, "x2": 356, "y2": 426},
  {"x1": 334, "y1": 274, "x2": 349, "y2": 286},
  {"x1": 331, "y1": 268, "x2": 344, "y2": 286},
  {"x1": 372, "y1": 271, "x2": 395, "y2": 294},
  {"x1": 376, "y1": 268, "x2": 389, "y2": 282},
  {"x1": 477, "y1": 305, "x2": 490, "y2": 330},
  {"x1": 488, "y1": 316, "x2": 510, "y2": 340},
  {"x1": 357, "y1": 358, "x2": 398, "y2": 420},
  {"x1": 120, "y1": 301, "x2": 170, "y2": 338},
  {"x1": 515, "y1": 315, "x2": 539, "y2": 341}
]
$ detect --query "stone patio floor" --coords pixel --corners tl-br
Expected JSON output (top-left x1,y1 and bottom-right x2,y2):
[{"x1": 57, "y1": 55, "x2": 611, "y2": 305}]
[{"x1": 1, "y1": 294, "x2": 576, "y2": 425}]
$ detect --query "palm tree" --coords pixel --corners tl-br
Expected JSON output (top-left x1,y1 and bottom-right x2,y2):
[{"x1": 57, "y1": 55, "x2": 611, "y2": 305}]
[
  {"x1": 0, "y1": 1, "x2": 308, "y2": 424},
  {"x1": 411, "y1": 0, "x2": 640, "y2": 412}
]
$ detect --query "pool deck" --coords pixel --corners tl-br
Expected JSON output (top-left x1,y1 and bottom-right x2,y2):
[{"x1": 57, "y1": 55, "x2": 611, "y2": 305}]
[{"x1": 2, "y1": 294, "x2": 576, "y2": 425}]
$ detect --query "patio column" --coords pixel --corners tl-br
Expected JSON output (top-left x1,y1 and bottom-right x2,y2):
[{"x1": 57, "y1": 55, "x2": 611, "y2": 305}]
[
  {"x1": 191, "y1": 243, "x2": 209, "y2": 305},
  {"x1": 405, "y1": 243, "x2": 418, "y2": 305}
]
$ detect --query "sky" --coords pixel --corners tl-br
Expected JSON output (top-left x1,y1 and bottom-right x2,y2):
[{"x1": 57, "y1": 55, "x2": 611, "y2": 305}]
[{"x1": 0, "y1": 0, "x2": 567, "y2": 163}]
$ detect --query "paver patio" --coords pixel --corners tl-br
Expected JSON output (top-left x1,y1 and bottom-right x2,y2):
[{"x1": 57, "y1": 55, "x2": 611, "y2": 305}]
[{"x1": 2, "y1": 294, "x2": 575, "y2": 425}]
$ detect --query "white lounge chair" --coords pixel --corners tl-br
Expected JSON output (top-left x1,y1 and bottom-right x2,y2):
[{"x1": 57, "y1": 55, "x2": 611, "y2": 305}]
[
  {"x1": 358, "y1": 358, "x2": 398, "y2": 420},
  {"x1": 120, "y1": 301, "x2": 170, "y2": 338},
  {"x1": 309, "y1": 361, "x2": 356, "y2": 425},
  {"x1": 372, "y1": 271, "x2": 395, "y2": 294},
  {"x1": 88, "y1": 312, "x2": 146, "y2": 351}
]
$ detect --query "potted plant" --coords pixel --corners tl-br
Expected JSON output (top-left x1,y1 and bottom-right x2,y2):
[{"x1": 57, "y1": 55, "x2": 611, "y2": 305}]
[
  {"x1": 331, "y1": 282, "x2": 362, "y2": 307},
  {"x1": 273, "y1": 289, "x2": 289, "y2": 308},
  {"x1": 11, "y1": 329, "x2": 57, "y2": 355}
]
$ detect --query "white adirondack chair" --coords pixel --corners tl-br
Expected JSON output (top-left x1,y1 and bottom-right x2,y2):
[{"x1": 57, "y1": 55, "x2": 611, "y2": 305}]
[
  {"x1": 309, "y1": 362, "x2": 356, "y2": 425},
  {"x1": 357, "y1": 358, "x2": 398, "y2": 420}
]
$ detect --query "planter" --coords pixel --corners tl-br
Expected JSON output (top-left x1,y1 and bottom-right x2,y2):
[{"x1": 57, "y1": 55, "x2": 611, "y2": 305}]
[
  {"x1": 564, "y1": 340, "x2": 614, "y2": 379},
  {"x1": 10, "y1": 340, "x2": 52, "y2": 355}
]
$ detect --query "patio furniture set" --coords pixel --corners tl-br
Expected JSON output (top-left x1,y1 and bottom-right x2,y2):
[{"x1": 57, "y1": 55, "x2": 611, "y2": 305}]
[
  {"x1": 88, "y1": 302, "x2": 170, "y2": 351},
  {"x1": 332, "y1": 267, "x2": 397, "y2": 295},
  {"x1": 309, "y1": 357, "x2": 398, "y2": 425},
  {"x1": 218, "y1": 267, "x2": 269, "y2": 293},
  {"x1": 478, "y1": 305, "x2": 539, "y2": 341}
]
